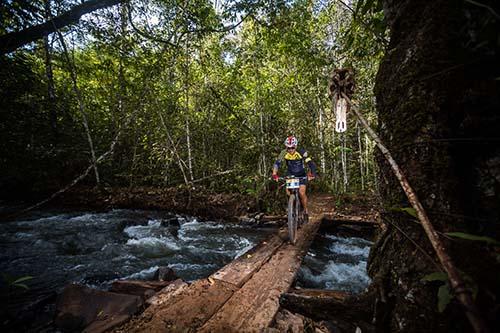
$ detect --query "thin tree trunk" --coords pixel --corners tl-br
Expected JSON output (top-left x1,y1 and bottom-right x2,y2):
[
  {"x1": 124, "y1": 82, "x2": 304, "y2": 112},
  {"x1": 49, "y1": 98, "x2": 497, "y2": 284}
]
[
  {"x1": 357, "y1": 121, "x2": 365, "y2": 190},
  {"x1": 260, "y1": 112, "x2": 267, "y2": 176},
  {"x1": 341, "y1": 134, "x2": 348, "y2": 192},
  {"x1": 128, "y1": 132, "x2": 139, "y2": 187},
  {"x1": 365, "y1": 134, "x2": 370, "y2": 184},
  {"x1": 317, "y1": 78, "x2": 326, "y2": 174},
  {"x1": 185, "y1": 116, "x2": 194, "y2": 181},
  {"x1": 43, "y1": 0, "x2": 57, "y2": 142},
  {"x1": 158, "y1": 111, "x2": 189, "y2": 186},
  {"x1": 56, "y1": 30, "x2": 100, "y2": 185},
  {"x1": 332, "y1": 123, "x2": 338, "y2": 192},
  {"x1": 184, "y1": 38, "x2": 194, "y2": 182}
]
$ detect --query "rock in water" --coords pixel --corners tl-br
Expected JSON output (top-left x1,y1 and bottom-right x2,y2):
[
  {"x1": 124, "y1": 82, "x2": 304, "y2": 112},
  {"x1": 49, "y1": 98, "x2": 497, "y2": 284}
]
[
  {"x1": 153, "y1": 266, "x2": 177, "y2": 281},
  {"x1": 55, "y1": 284, "x2": 143, "y2": 333}
]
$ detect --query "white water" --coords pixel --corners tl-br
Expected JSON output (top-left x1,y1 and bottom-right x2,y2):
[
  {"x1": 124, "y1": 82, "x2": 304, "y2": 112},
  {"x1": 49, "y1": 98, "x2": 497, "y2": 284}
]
[
  {"x1": 298, "y1": 233, "x2": 372, "y2": 293},
  {"x1": 0, "y1": 209, "x2": 274, "y2": 296}
]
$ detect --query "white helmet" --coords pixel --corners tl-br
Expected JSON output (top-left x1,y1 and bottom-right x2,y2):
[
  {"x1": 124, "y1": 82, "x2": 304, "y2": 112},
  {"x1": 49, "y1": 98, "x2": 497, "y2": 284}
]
[{"x1": 284, "y1": 136, "x2": 298, "y2": 148}]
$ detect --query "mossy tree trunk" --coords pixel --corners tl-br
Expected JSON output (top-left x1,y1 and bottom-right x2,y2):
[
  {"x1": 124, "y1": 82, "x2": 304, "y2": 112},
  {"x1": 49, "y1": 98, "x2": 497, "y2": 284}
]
[{"x1": 369, "y1": 0, "x2": 500, "y2": 331}]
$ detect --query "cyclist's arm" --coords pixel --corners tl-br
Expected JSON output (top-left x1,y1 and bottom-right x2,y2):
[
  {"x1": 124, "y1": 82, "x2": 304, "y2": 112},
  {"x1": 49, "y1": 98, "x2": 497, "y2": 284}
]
[
  {"x1": 303, "y1": 151, "x2": 318, "y2": 177},
  {"x1": 272, "y1": 150, "x2": 286, "y2": 175}
]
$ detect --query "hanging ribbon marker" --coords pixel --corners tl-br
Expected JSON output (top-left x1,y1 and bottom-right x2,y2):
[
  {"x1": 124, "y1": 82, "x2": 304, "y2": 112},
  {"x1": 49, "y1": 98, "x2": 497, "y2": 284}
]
[{"x1": 335, "y1": 97, "x2": 347, "y2": 133}]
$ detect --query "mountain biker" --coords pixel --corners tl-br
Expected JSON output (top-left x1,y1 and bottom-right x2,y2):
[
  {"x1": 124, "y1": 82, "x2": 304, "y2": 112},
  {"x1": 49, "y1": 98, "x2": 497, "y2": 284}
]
[{"x1": 272, "y1": 136, "x2": 318, "y2": 220}]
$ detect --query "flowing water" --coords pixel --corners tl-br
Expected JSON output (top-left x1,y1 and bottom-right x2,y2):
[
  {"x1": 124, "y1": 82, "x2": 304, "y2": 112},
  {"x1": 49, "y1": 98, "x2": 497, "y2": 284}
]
[
  {"x1": 297, "y1": 233, "x2": 372, "y2": 293},
  {"x1": 0, "y1": 208, "x2": 372, "y2": 329},
  {"x1": 0, "y1": 209, "x2": 274, "y2": 310}
]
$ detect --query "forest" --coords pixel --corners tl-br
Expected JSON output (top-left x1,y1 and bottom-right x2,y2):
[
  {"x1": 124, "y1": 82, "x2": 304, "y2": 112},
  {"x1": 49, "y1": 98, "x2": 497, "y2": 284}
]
[
  {"x1": 1, "y1": 0, "x2": 383, "y2": 198},
  {"x1": 0, "y1": 0, "x2": 499, "y2": 332}
]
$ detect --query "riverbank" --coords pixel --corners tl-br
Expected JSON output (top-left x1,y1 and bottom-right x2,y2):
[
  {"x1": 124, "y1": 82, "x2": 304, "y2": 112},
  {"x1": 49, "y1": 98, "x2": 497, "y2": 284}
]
[
  {"x1": 0, "y1": 185, "x2": 264, "y2": 223},
  {"x1": 1, "y1": 185, "x2": 379, "y2": 224}
]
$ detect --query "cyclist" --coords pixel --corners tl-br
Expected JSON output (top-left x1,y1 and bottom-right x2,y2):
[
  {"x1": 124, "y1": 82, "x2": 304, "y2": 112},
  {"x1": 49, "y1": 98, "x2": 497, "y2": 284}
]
[{"x1": 272, "y1": 136, "x2": 318, "y2": 220}]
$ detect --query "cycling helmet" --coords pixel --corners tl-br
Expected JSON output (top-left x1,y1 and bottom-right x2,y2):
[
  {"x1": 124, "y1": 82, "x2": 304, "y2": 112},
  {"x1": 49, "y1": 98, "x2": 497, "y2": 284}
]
[{"x1": 284, "y1": 136, "x2": 298, "y2": 148}]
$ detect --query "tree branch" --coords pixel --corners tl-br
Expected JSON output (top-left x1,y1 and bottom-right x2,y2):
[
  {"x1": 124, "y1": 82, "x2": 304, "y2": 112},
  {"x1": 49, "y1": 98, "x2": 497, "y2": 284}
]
[{"x1": 0, "y1": 0, "x2": 123, "y2": 55}]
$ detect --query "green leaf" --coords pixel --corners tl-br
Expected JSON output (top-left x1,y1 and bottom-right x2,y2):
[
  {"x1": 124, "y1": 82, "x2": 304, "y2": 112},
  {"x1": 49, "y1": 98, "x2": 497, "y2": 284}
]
[
  {"x1": 12, "y1": 276, "x2": 33, "y2": 284},
  {"x1": 445, "y1": 232, "x2": 500, "y2": 246},
  {"x1": 14, "y1": 283, "x2": 29, "y2": 290},
  {"x1": 421, "y1": 272, "x2": 448, "y2": 282},
  {"x1": 437, "y1": 284, "x2": 452, "y2": 312},
  {"x1": 401, "y1": 207, "x2": 417, "y2": 218}
]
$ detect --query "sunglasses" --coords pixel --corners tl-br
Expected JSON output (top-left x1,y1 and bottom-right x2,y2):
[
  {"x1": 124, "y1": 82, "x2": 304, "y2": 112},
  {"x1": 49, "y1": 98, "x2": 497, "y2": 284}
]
[{"x1": 286, "y1": 147, "x2": 296, "y2": 150}]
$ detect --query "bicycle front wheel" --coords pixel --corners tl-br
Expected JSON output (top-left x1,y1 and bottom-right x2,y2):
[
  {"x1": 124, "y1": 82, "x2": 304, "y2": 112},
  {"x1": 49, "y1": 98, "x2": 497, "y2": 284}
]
[{"x1": 288, "y1": 194, "x2": 298, "y2": 244}]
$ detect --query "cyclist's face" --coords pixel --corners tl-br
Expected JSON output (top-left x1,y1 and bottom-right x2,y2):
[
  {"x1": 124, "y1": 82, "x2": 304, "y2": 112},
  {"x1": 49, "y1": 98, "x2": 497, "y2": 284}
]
[{"x1": 287, "y1": 146, "x2": 296, "y2": 152}]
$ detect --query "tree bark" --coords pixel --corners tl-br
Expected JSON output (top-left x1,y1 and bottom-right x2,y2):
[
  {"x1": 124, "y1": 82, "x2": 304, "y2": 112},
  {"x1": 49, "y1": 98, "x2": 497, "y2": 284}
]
[
  {"x1": 368, "y1": 0, "x2": 499, "y2": 331},
  {"x1": 0, "y1": 0, "x2": 123, "y2": 55},
  {"x1": 346, "y1": 93, "x2": 488, "y2": 333}
]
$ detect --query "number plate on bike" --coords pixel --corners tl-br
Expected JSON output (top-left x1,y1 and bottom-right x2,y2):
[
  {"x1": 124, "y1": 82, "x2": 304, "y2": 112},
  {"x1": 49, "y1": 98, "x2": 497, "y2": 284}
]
[{"x1": 286, "y1": 178, "x2": 300, "y2": 189}]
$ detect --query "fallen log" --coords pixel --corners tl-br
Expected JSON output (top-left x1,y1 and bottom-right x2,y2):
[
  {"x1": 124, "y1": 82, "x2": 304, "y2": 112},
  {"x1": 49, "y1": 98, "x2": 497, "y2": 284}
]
[
  {"x1": 279, "y1": 288, "x2": 375, "y2": 332},
  {"x1": 260, "y1": 215, "x2": 286, "y2": 222},
  {"x1": 322, "y1": 216, "x2": 377, "y2": 226}
]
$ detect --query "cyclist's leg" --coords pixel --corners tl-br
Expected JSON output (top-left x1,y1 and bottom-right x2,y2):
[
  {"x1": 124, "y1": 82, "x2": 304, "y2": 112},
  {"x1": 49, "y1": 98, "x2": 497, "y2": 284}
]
[{"x1": 298, "y1": 184, "x2": 307, "y2": 213}]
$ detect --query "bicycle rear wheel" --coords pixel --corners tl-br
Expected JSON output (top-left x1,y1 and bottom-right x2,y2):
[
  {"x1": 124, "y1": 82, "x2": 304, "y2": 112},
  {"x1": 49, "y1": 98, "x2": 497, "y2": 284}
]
[{"x1": 288, "y1": 194, "x2": 298, "y2": 244}]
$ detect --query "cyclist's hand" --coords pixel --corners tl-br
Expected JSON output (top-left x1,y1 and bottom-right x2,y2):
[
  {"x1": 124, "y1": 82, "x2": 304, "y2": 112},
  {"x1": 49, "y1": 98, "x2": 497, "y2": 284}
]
[
  {"x1": 272, "y1": 174, "x2": 279, "y2": 182},
  {"x1": 308, "y1": 174, "x2": 316, "y2": 181}
]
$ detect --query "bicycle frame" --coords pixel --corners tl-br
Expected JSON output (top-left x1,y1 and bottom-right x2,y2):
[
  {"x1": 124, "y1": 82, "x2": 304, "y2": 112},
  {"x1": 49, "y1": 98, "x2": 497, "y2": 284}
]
[{"x1": 279, "y1": 176, "x2": 307, "y2": 244}]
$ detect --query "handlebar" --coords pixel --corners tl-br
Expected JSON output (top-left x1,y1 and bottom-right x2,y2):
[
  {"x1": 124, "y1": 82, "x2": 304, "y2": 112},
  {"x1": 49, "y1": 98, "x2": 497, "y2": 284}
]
[
  {"x1": 276, "y1": 176, "x2": 308, "y2": 181},
  {"x1": 271, "y1": 176, "x2": 310, "y2": 182}
]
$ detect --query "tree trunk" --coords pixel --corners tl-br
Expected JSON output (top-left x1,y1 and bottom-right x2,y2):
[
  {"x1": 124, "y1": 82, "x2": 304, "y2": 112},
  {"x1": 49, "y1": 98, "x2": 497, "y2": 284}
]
[
  {"x1": 341, "y1": 133, "x2": 348, "y2": 192},
  {"x1": 331, "y1": 123, "x2": 338, "y2": 192},
  {"x1": 369, "y1": 0, "x2": 500, "y2": 331},
  {"x1": 260, "y1": 112, "x2": 267, "y2": 176},
  {"x1": 184, "y1": 38, "x2": 194, "y2": 182},
  {"x1": 43, "y1": 0, "x2": 57, "y2": 143},
  {"x1": 57, "y1": 30, "x2": 100, "y2": 186},
  {"x1": 317, "y1": 78, "x2": 326, "y2": 174},
  {"x1": 357, "y1": 121, "x2": 364, "y2": 191},
  {"x1": 185, "y1": 116, "x2": 194, "y2": 181}
]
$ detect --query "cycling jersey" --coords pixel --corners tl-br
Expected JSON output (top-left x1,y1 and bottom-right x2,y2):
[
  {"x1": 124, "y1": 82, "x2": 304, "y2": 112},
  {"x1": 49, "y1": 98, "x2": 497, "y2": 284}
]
[{"x1": 273, "y1": 148, "x2": 317, "y2": 177}]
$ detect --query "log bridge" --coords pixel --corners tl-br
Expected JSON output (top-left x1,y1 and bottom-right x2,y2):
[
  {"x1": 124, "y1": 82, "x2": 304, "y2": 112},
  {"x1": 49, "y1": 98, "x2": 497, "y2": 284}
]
[{"x1": 114, "y1": 194, "x2": 366, "y2": 333}]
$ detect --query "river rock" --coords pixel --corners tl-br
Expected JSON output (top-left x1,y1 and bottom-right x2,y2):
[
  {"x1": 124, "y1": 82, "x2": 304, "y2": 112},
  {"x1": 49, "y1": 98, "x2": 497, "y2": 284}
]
[
  {"x1": 160, "y1": 215, "x2": 180, "y2": 227},
  {"x1": 153, "y1": 266, "x2": 177, "y2": 281},
  {"x1": 55, "y1": 283, "x2": 143, "y2": 333},
  {"x1": 237, "y1": 216, "x2": 256, "y2": 225}
]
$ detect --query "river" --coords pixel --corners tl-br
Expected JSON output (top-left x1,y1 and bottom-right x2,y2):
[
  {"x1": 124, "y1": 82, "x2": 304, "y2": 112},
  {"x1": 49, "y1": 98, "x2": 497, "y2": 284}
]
[{"x1": 0, "y1": 208, "x2": 372, "y2": 330}]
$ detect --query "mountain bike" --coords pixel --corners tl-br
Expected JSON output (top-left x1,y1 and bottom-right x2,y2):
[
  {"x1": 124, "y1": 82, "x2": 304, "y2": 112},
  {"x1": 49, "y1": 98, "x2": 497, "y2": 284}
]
[{"x1": 279, "y1": 176, "x2": 308, "y2": 244}]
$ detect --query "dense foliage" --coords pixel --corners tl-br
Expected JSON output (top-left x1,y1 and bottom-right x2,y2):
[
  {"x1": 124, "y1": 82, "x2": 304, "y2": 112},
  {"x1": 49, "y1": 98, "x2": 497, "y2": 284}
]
[{"x1": 0, "y1": 0, "x2": 385, "y2": 200}]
